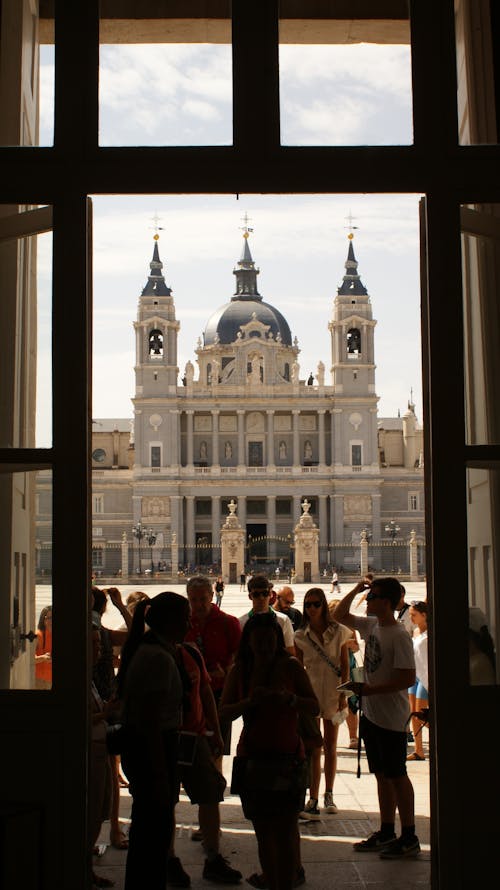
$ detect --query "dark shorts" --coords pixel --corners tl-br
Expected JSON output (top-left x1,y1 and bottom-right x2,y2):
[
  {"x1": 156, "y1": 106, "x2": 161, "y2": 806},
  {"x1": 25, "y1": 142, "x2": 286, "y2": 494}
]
[
  {"x1": 360, "y1": 714, "x2": 408, "y2": 779},
  {"x1": 180, "y1": 735, "x2": 226, "y2": 805}
]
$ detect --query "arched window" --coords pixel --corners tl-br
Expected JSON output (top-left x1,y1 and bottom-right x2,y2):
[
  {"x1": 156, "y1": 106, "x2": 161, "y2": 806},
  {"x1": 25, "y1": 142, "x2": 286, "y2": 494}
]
[
  {"x1": 207, "y1": 363, "x2": 212, "y2": 384},
  {"x1": 148, "y1": 328, "x2": 163, "y2": 356},
  {"x1": 347, "y1": 327, "x2": 361, "y2": 355}
]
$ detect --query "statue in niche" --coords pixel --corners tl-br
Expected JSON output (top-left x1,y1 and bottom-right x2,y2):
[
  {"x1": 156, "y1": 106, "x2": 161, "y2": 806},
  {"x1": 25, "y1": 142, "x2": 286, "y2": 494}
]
[
  {"x1": 249, "y1": 354, "x2": 261, "y2": 384},
  {"x1": 316, "y1": 361, "x2": 325, "y2": 386},
  {"x1": 225, "y1": 441, "x2": 232, "y2": 459},
  {"x1": 304, "y1": 440, "x2": 313, "y2": 460},
  {"x1": 185, "y1": 360, "x2": 194, "y2": 385},
  {"x1": 279, "y1": 440, "x2": 287, "y2": 460},
  {"x1": 307, "y1": 372, "x2": 314, "y2": 386},
  {"x1": 200, "y1": 440, "x2": 208, "y2": 460},
  {"x1": 291, "y1": 360, "x2": 300, "y2": 383},
  {"x1": 211, "y1": 357, "x2": 220, "y2": 384}
]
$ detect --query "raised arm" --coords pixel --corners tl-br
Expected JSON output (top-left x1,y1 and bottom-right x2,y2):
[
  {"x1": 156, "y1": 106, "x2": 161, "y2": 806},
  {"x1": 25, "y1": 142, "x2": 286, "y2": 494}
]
[{"x1": 332, "y1": 580, "x2": 369, "y2": 628}]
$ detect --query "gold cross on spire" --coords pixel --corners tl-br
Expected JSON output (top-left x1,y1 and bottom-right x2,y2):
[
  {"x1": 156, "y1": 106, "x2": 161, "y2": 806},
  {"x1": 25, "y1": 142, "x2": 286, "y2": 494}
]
[
  {"x1": 150, "y1": 211, "x2": 164, "y2": 241},
  {"x1": 345, "y1": 210, "x2": 359, "y2": 240},
  {"x1": 240, "y1": 212, "x2": 254, "y2": 239}
]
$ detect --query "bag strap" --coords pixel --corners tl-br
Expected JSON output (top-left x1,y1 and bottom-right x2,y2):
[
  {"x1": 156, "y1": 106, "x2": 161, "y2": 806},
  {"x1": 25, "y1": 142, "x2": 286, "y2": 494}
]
[
  {"x1": 357, "y1": 690, "x2": 363, "y2": 778},
  {"x1": 303, "y1": 632, "x2": 342, "y2": 677}
]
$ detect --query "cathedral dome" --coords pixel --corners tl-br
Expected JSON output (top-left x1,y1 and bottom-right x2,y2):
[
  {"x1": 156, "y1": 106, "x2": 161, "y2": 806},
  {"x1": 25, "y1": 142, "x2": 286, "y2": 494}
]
[
  {"x1": 204, "y1": 298, "x2": 292, "y2": 346},
  {"x1": 203, "y1": 232, "x2": 292, "y2": 346}
]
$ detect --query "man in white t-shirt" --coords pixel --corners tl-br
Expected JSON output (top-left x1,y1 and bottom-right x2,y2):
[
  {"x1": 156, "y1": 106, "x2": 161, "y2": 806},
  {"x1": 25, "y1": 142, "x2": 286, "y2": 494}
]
[
  {"x1": 239, "y1": 574, "x2": 295, "y2": 654},
  {"x1": 333, "y1": 577, "x2": 420, "y2": 860}
]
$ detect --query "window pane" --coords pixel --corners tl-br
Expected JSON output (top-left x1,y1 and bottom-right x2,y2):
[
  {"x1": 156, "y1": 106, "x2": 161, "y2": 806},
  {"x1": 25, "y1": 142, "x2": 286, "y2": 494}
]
[
  {"x1": 279, "y1": 17, "x2": 413, "y2": 146},
  {"x1": 466, "y1": 466, "x2": 499, "y2": 684},
  {"x1": 39, "y1": 44, "x2": 54, "y2": 146},
  {"x1": 0, "y1": 470, "x2": 52, "y2": 690},
  {"x1": 98, "y1": 13, "x2": 232, "y2": 147},
  {"x1": 461, "y1": 204, "x2": 500, "y2": 444},
  {"x1": 455, "y1": 3, "x2": 498, "y2": 145},
  {"x1": 0, "y1": 207, "x2": 52, "y2": 449}
]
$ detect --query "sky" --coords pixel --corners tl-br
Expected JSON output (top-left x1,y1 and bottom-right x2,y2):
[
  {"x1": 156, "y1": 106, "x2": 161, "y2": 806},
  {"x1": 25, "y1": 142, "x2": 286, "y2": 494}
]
[{"x1": 36, "y1": 41, "x2": 421, "y2": 447}]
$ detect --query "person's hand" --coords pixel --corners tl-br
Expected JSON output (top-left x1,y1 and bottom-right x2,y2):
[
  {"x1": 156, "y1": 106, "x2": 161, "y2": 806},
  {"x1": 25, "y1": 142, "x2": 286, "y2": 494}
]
[
  {"x1": 36, "y1": 652, "x2": 51, "y2": 662},
  {"x1": 106, "y1": 587, "x2": 123, "y2": 608},
  {"x1": 209, "y1": 732, "x2": 225, "y2": 757}
]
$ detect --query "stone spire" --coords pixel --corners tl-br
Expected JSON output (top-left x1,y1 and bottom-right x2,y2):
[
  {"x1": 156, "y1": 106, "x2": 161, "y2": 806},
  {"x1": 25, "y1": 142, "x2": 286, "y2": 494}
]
[
  {"x1": 141, "y1": 236, "x2": 172, "y2": 297},
  {"x1": 232, "y1": 229, "x2": 261, "y2": 300},
  {"x1": 338, "y1": 234, "x2": 368, "y2": 296}
]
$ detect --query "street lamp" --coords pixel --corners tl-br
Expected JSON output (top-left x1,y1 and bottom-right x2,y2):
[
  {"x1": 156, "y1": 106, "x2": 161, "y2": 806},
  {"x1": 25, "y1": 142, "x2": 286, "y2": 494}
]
[
  {"x1": 384, "y1": 520, "x2": 400, "y2": 572},
  {"x1": 132, "y1": 521, "x2": 153, "y2": 574},
  {"x1": 147, "y1": 529, "x2": 157, "y2": 573}
]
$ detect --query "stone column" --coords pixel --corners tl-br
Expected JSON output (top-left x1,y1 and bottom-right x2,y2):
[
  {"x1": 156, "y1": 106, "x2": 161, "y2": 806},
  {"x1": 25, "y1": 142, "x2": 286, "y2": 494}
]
[
  {"x1": 371, "y1": 492, "x2": 382, "y2": 541},
  {"x1": 332, "y1": 408, "x2": 342, "y2": 465},
  {"x1": 293, "y1": 494, "x2": 302, "y2": 524},
  {"x1": 318, "y1": 410, "x2": 326, "y2": 466},
  {"x1": 186, "y1": 410, "x2": 194, "y2": 467},
  {"x1": 409, "y1": 529, "x2": 419, "y2": 580},
  {"x1": 332, "y1": 494, "x2": 344, "y2": 543},
  {"x1": 266, "y1": 410, "x2": 275, "y2": 468},
  {"x1": 121, "y1": 531, "x2": 129, "y2": 579},
  {"x1": 360, "y1": 529, "x2": 369, "y2": 576},
  {"x1": 292, "y1": 410, "x2": 300, "y2": 466},
  {"x1": 293, "y1": 500, "x2": 320, "y2": 583},
  {"x1": 237, "y1": 410, "x2": 245, "y2": 467},
  {"x1": 319, "y1": 494, "x2": 328, "y2": 550},
  {"x1": 212, "y1": 496, "x2": 221, "y2": 548},
  {"x1": 185, "y1": 496, "x2": 195, "y2": 549},
  {"x1": 268, "y1": 495, "x2": 276, "y2": 561},
  {"x1": 171, "y1": 531, "x2": 179, "y2": 577},
  {"x1": 211, "y1": 410, "x2": 220, "y2": 467},
  {"x1": 238, "y1": 495, "x2": 246, "y2": 537}
]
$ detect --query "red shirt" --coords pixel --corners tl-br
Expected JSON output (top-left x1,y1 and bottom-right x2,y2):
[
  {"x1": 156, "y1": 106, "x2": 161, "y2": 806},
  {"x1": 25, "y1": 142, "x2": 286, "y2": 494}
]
[{"x1": 185, "y1": 605, "x2": 241, "y2": 693}]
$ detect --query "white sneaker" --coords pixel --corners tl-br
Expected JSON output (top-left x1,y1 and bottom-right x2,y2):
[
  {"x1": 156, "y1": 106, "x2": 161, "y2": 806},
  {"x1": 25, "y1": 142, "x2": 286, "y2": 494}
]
[{"x1": 323, "y1": 792, "x2": 338, "y2": 813}]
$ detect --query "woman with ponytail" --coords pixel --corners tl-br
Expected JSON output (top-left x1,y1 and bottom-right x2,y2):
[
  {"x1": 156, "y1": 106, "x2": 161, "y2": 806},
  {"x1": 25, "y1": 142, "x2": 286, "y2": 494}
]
[{"x1": 118, "y1": 592, "x2": 189, "y2": 890}]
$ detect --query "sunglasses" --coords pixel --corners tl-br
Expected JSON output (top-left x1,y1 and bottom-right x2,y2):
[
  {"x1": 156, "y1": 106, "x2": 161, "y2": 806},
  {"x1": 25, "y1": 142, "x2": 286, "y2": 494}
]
[
  {"x1": 366, "y1": 591, "x2": 386, "y2": 601},
  {"x1": 304, "y1": 600, "x2": 322, "y2": 609},
  {"x1": 251, "y1": 591, "x2": 270, "y2": 599}
]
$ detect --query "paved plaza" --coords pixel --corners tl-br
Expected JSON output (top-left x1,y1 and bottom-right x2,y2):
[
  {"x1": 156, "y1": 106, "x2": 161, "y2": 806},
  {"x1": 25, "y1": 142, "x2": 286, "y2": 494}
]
[{"x1": 39, "y1": 580, "x2": 431, "y2": 889}]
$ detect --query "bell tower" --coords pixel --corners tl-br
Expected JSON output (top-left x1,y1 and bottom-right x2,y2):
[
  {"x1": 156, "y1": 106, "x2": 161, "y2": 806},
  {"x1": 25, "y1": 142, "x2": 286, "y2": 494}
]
[
  {"x1": 133, "y1": 234, "x2": 180, "y2": 474},
  {"x1": 328, "y1": 234, "x2": 379, "y2": 470}
]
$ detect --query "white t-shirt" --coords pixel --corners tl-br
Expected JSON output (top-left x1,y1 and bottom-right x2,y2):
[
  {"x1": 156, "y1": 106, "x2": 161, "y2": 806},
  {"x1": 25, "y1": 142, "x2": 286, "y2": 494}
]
[
  {"x1": 352, "y1": 615, "x2": 415, "y2": 732},
  {"x1": 413, "y1": 630, "x2": 428, "y2": 691},
  {"x1": 239, "y1": 608, "x2": 295, "y2": 648},
  {"x1": 294, "y1": 622, "x2": 352, "y2": 719}
]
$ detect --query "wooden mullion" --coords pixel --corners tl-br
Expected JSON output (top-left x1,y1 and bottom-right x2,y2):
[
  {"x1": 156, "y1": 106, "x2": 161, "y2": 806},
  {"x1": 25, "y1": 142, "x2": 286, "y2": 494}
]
[
  {"x1": 54, "y1": 0, "x2": 99, "y2": 154},
  {"x1": 232, "y1": 0, "x2": 280, "y2": 154}
]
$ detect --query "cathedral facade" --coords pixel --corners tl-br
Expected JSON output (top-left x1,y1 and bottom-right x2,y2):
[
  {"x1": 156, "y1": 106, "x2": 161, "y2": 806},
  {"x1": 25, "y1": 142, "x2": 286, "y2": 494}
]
[{"x1": 46, "y1": 228, "x2": 425, "y2": 579}]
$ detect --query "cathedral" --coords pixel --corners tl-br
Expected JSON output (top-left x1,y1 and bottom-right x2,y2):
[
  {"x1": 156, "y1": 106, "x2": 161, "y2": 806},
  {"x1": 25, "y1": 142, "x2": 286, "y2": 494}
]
[{"x1": 68, "y1": 225, "x2": 426, "y2": 581}]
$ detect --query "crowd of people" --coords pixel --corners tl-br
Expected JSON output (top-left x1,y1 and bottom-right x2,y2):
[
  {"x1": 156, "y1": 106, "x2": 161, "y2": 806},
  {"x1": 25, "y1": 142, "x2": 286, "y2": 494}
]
[{"x1": 37, "y1": 571, "x2": 497, "y2": 890}]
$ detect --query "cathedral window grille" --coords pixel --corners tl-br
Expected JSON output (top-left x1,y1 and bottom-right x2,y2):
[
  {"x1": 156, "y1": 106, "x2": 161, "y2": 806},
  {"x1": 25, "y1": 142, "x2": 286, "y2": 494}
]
[
  {"x1": 352, "y1": 444, "x2": 362, "y2": 467},
  {"x1": 151, "y1": 446, "x2": 161, "y2": 468}
]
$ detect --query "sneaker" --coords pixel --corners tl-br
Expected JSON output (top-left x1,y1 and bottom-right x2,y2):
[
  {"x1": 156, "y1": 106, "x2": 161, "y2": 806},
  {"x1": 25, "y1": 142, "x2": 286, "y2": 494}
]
[
  {"x1": 379, "y1": 835, "x2": 421, "y2": 859},
  {"x1": 353, "y1": 830, "x2": 396, "y2": 852},
  {"x1": 323, "y1": 792, "x2": 338, "y2": 814},
  {"x1": 166, "y1": 856, "x2": 191, "y2": 888},
  {"x1": 191, "y1": 827, "x2": 203, "y2": 842},
  {"x1": 299, "y1": 799, "x2": 321, "y2": 821},
  {"x1": 349, "y1": 737, "x2": 358, "y2": 749},
  {"x1": 203, "y1": 854, "x2": 242, "y2": 884}
]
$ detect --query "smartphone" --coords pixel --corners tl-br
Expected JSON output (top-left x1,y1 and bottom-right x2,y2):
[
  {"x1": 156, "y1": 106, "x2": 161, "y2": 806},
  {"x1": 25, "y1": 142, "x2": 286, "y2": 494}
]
[
  {"x1": 336, "y1": 681, "x2": 354, "y2": 691},
  {"x1": 177, "y1": 731, "x2": 198, "y2": 766}
]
